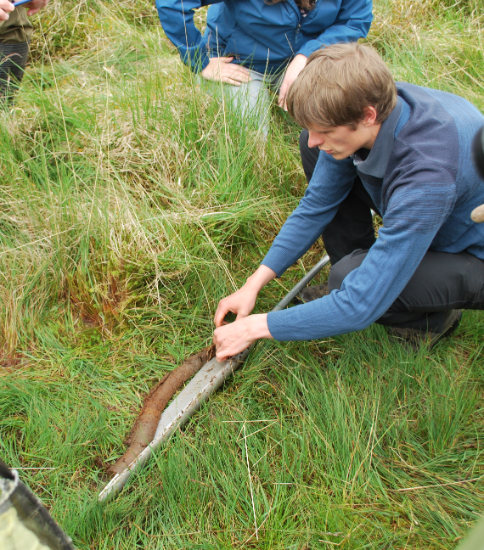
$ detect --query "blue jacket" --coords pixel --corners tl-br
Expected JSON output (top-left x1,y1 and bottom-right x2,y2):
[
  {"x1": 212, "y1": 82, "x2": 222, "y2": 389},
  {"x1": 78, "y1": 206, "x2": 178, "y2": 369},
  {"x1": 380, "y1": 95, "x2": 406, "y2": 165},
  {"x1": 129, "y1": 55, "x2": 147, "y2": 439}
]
[
  {"x1": 155, "y1": 0, "x2": 373, "y2": 73},
  {"x1": 262, "y1": 83, "x2": 484, "y2": 341}
]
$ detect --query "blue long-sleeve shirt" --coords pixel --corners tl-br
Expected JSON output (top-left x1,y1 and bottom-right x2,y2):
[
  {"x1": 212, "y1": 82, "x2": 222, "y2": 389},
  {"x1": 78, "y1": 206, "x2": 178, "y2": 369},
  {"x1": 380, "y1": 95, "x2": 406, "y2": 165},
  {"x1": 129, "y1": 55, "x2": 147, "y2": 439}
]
[
  {"x1": 262, "y1": 83, "x2": 484, "y2": 341},
  {"x1": 156, "y1": 0, "x2": 372, "y2": 73}
]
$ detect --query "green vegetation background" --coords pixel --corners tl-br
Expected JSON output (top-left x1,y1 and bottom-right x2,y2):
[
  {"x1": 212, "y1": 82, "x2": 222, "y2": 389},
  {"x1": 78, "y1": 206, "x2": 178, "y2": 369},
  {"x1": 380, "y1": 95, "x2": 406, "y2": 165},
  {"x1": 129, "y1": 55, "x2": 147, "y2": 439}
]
[{"x1": 0, "y1": 0, "x2": 483, "y2": 547}]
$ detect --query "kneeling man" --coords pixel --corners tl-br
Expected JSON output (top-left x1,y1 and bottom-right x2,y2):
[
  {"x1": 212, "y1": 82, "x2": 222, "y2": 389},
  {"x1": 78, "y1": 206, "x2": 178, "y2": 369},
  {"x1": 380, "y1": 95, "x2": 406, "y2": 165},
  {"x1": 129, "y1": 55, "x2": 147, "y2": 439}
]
[{"x1": 213, "y1": 43, "x2": 484, "y2": 359}]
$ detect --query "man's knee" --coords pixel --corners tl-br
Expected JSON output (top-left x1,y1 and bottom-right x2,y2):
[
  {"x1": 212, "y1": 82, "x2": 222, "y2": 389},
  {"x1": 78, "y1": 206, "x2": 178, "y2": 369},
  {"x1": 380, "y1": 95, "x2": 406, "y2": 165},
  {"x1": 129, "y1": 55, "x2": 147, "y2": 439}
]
[
  {"x1": 299, "y1": 129, "x2": 309, "y2": 154},
  {"x1": 299, "y1": 129, "x2": 319, "y2": 182},
  {"x1": 328, "y1": 249, "x2": 368, "y2": 291}
]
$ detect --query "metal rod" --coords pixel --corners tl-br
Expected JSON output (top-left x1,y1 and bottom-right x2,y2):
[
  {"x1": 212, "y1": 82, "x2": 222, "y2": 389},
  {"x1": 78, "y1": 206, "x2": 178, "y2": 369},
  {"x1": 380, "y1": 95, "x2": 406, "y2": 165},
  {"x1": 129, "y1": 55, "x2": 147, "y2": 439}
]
[
  {"x1": 272, "y1": 254, "x2": 329, "y2": 311},
  {"x1": 99, "y1": 254, "x2": 330, "y2": 501}
]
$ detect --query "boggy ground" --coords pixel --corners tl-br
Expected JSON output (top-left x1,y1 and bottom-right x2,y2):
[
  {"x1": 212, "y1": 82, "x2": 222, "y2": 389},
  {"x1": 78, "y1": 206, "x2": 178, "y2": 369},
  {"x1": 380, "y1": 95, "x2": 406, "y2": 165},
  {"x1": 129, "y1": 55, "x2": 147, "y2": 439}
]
[{"x1": 0, "y1": 0, "x2": 483, "y2": 548}]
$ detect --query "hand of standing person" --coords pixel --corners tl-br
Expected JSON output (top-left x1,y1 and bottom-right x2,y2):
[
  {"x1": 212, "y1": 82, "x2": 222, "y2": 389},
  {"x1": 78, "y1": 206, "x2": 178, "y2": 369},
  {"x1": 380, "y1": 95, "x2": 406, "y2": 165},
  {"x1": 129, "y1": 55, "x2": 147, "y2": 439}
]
[
  {"x1": 278, "y1": 54, "x2": 307, "y2": 110},
  {"x1": 0, "y1": 0, "x2": 14, "y2": 21},
  {"x1": 201, "y1": 56, "x2": 252, "y2": 86},
  {"x1": 213, "y1": 265, "x2": 276, "y2": 361},
  {"x1": 24, "y1": 0, "x2": 50, "y2": 17}
]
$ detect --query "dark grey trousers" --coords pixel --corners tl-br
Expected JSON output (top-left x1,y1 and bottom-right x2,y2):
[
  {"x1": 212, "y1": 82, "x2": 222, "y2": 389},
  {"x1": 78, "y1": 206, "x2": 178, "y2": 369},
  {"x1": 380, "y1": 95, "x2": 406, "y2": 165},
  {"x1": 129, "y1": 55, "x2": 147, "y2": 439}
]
[
  {"x1": 0, "y1": 42, "x2": 29, "y2": 100},
  {"x1": 299, "y1": 129, "x2": 484, "y2": 331}
]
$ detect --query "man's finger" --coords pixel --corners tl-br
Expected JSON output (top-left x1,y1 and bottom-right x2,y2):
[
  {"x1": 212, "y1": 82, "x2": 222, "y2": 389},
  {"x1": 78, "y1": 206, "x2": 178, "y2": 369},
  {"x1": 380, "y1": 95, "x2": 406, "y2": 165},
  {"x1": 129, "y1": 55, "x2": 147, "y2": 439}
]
[
  {"x1": 221, "y1": 77, "x2": 242, "y2": 86},
  {"x1": 216, "y1": 351, "x2": 229, "y2": 362},
  {"x1": 230, "y1": 68, "x2": 251, "y2": 79},
  {"x1": 225, "y1": 76, "x2": 248, "y2": 85},
  {"x1": 278, "y1": 94, "x2": 288, "y2": 111},
  {"x1": 214, "y1": 305, "x2": 229, "y2": 328},
  {"x1": 224, "y1": 65, "x2": 251, "y2": 77},
  {"x1": 278, "y1": 84, "x2": 288, "y2": 105},
  {"x1": 223, "y1": 72, "x2": 251, "y2": 84},
  {"x1": 215, "y1": 341, "x2": 234, "y2": 362},
  {"x1": 235, "y1": 310, "x2": 250, "y2": 322},
  {"x1": 235, "y1": 66, "x2": 251, "y2": 75},
  {"x1": 229, "y1": 72, "x2": 251, "y2": 83}
]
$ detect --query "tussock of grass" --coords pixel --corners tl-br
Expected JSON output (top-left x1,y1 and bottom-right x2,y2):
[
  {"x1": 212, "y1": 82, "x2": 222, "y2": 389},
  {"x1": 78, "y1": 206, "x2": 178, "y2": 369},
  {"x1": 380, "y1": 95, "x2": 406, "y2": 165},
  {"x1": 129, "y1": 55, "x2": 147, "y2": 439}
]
[{"x1": 0, "y1": 0, "x2": 483, "y2": 548}]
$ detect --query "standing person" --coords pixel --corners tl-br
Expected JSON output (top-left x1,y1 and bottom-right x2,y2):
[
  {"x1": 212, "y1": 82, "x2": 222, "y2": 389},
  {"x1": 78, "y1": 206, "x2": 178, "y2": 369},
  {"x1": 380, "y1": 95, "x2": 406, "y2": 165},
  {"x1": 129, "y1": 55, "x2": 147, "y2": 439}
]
[
  {"x1": 156, "y1": 0, "x2": 373, "y2": 134},
  {"x1": 212, "y1": 43, "x2": 484, "y2": 358},
  {"x1": 0, "y1": 0, "x2": 50, "y2": 100}
]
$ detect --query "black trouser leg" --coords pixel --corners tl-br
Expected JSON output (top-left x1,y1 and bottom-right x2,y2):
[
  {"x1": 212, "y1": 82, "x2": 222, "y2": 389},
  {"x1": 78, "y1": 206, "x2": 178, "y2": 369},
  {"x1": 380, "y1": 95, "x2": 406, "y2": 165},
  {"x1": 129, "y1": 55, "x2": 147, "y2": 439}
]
[
  {"x1": 328, "y1": 249, "x2": 484, "y2": 331},
  {"x1": 0, "y1": 42, "x2": 29, "y2": 101},
  {"x1": 299, "y1": 129, "x2": 378, "y2": 265}
]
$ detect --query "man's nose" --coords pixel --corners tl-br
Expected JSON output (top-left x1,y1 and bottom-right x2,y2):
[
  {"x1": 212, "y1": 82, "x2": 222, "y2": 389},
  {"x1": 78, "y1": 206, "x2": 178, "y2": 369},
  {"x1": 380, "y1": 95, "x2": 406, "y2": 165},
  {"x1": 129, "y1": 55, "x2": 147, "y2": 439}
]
[{"x1": 307, "y1": 131, "x2": 323, "y2": 149}]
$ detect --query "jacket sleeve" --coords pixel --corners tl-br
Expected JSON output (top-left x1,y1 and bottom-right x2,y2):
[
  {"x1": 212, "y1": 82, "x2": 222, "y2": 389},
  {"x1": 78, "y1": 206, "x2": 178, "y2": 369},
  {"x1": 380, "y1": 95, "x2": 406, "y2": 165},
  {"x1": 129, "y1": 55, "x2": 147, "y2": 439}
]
[
  {"x1": 297, "y1": 0, "x2": 373, "y2": 57},
  {"x1": 156, "y1": 0, "x2": 222, "y2": 72},
  {"x1": 261, "y1": 153, "x2": 357, "y2": 277},
  {"x1": 266, "y1": 164, "x2": 456, "y2": 342}
]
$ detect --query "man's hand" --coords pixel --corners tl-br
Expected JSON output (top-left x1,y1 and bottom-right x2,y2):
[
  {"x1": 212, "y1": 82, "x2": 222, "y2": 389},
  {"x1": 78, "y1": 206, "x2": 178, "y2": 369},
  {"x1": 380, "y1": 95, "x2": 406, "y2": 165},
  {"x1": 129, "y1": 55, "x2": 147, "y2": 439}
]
[
  {"x1": 214, "y1": 265, "x2": 277, "y2": 328},
  {"x1": 214, "y1": 286, "x2": 259, "y2": 328},
  {"x1": 25, "y1": 0, "x2": 50, "y2": 17},
  {"x1": 213, "y1": 265, "x2": 277, "y2": 361},
  {"x1": 213, "y1": 314, "x2": 272, "y2": 362},
  {"x1": 201, "y1": 57, "x2": 251, "y2": 86},
  {"x1": 278, "y1": 54, "x2": 307, "y2": 111},
  {"x1": 0, "y1": 0, "x2": 14, "y2": 22}
]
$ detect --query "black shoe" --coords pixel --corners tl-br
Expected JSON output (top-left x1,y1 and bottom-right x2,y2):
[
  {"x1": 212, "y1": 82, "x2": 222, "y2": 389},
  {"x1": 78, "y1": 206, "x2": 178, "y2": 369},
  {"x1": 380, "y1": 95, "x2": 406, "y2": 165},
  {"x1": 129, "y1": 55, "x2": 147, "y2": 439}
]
[
  {"x1": 388, "y1": 309, "x2": 462, "y2": 351},
  {"x1": 297, "y1": 282, "x2": 329, "y2": 304}
]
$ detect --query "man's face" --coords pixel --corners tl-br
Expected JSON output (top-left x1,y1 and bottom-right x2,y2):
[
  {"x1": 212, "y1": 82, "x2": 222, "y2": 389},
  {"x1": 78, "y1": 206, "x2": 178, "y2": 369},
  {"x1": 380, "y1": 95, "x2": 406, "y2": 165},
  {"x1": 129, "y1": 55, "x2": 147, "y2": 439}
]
[{"x1": 307, "y1": 121, "x2": 375, "y2": 160}]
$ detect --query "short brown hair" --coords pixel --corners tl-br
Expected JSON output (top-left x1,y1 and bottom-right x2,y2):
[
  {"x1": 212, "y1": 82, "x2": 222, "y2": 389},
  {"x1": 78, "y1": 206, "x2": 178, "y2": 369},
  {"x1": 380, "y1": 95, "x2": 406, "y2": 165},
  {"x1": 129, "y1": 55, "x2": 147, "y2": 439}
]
[{"x1": 286, "y1": 43, "x2": 397, "y2": 128}]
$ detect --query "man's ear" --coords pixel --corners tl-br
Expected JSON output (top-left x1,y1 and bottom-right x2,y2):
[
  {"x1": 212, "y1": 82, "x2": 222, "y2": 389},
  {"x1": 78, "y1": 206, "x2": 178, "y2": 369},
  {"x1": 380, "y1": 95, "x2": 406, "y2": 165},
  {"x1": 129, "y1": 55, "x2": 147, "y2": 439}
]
[{"x1": 362, "y1": 106, "x2": 378, "y2": 126}]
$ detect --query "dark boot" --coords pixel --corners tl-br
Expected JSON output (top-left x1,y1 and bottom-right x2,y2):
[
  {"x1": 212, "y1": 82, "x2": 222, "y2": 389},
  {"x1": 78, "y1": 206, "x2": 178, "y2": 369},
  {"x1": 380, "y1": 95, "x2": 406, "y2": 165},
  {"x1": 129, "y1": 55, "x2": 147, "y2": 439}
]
[
  {"x1": 0, "y1": 41, "x2": 29, "y2": 101},
  {"x1": 387, "y1": 309, "x2": 463, "y2": 351},
  {"x1": 298, "y1": 282, "x2": 329, "y2": 304}
]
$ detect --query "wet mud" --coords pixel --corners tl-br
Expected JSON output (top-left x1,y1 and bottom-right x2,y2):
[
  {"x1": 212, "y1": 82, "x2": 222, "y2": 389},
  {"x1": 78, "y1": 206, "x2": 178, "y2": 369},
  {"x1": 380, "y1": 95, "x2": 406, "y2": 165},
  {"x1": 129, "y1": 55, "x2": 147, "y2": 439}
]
[{"x1": 109, "y1": 345, "x2": 216, "y2": 475}]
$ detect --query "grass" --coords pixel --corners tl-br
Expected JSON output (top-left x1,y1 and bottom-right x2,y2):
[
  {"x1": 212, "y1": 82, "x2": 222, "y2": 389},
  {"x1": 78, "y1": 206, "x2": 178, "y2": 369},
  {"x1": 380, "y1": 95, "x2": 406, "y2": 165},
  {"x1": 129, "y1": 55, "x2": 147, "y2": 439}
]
[{"x1": 0, "y1": 0, "x2": 483, "y2": 548}]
